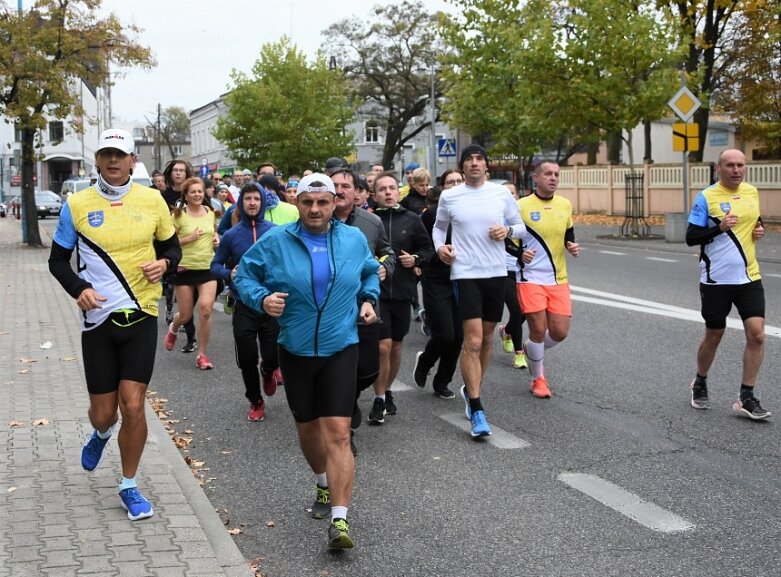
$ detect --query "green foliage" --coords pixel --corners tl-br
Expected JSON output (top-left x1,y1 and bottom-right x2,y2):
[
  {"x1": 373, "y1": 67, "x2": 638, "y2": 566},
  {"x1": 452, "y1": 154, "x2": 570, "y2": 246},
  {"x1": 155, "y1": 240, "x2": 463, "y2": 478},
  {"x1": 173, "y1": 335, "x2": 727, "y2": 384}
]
[
  {"x1": 441, "y1": 0, "x2": 683, "y2": 167},
  {"x1": 213, "y1": 37, "x2": 355, "y2": 176},
  {"x1": 322, "y1": 0, "x2": 445, "y2": 169}
]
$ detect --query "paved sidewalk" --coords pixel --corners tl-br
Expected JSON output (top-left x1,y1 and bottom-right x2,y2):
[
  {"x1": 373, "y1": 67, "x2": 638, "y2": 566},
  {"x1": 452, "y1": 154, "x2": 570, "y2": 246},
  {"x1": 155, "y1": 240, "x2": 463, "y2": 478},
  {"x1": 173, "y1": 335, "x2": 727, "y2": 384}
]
[{"x1": 0, "y1": 218, "x2": 254, "y2": 577}]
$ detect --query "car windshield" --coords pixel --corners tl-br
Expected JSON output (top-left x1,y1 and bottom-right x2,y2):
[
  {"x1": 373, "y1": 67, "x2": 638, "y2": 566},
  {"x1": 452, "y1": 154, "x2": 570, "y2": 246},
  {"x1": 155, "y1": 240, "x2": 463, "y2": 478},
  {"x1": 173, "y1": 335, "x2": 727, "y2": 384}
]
[{"x1": 36, "y1": 191, "x2": 60, "y2": 203}]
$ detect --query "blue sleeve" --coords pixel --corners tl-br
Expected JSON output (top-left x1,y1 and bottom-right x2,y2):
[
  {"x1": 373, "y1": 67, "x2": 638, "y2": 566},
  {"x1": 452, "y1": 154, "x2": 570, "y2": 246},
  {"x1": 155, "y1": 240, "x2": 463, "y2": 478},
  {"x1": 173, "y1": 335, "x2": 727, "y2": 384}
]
[
  {"x1": 217, "y1": 205, "x2": 234, "y2": 236},
  {"x1": 52, "y1": 202, "x2": 77, "y2": 249},
  {"x1": 359, "y1": 238, "x2": 381, "y2": 301},
  {"x1": 234, "y1": 240, "x2": 272, "y2": 314},
  {"x1": 210, "y1": 234, "x2": 233, "y2": 282},
  {"x1": 688, "y1": 192, "x2": 709, "y2": 226}
]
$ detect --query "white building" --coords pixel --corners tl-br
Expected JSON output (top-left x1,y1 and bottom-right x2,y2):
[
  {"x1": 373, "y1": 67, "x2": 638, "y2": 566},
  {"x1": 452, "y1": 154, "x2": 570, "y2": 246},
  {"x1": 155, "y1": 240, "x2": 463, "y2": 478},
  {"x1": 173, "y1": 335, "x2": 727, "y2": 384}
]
[{"x1": 0, "y1": 78, "x2": 109, "y2": 201}]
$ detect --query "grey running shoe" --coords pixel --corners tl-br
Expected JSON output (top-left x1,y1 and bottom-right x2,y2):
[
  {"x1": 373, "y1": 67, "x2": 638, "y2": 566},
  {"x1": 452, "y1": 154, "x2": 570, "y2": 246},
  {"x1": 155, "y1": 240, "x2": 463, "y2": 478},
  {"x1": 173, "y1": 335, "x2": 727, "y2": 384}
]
[
  {"x1": 690, "y1": 380, "x2": 709, "y2": 410},
  {"x1": 733, "y1": 396, "x2": 771, "y2": 421},
  {"x1": 311, "y1": 485, "x2": 330, "y2": 519},
  {"x1": 433, "y1": 385, "x2": 456, "y2": 399},
  {"x1": 328, "y1": 518, "x2": 354, "y2": 549}
]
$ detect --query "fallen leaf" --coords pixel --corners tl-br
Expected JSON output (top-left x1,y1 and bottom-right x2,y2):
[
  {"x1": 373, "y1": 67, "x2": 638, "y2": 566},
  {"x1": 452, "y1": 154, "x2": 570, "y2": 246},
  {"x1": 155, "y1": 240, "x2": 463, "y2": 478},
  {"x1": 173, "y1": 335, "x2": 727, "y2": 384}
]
[
  {"x1": 7, "y1": 487, "x2": 17, "y2": 493},
  {"x1": 61, "y1": 356, "x2": 76, "y2": 361},
  {"x1": 32, "y1": 418, "x2": 49, "y2": 426},
  {"x1": 220, "y1": 450, "x2": 233, "y2": 455},
  {"x1": 265, "y1": 520, "x2": 275, "y2": 528},
  {"x1": 228, "y1": 528, "x2": 242, "y2": 535},
  {"x1": 9, "y1": 420, "x2": 23, "y2": 427},
  {"x1": 190, "y1": 460, "x2": 205, "y2": 469},
  {"x1": 319, "y1": 571, "x2": 331, "y2": 576},
  {"x1": 17, "y1": 369, "x2": 28, "y2": 375},
  {"x1": 183, "y1": 429, "x2": 194, "y2": 434},
  {"x1": 0, "y1": 331, "x2": 10, "y2": 335},
  {"x1": 19, "y1": 358, "x2": 37, "y2": 363}
]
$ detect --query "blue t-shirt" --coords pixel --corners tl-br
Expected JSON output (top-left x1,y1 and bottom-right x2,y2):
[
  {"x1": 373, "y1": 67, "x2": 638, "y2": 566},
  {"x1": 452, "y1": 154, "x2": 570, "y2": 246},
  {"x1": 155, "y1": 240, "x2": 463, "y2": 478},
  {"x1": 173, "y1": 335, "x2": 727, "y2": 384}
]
[{"x1": 300, "y1": 228, "x2": 330, "y2": 307}]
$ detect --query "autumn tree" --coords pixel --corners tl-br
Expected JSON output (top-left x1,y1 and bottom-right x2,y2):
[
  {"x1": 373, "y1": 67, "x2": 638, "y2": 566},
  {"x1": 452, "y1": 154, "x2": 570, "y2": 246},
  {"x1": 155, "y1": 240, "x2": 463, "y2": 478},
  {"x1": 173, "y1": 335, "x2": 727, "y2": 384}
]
[
  {"x1": 213, "y1": 37, "x2": 355, "y2": 176},
  {"x1": 712, "y1": 1, "x2": 781, "y2": 157},
  {"x1": 0, "y1": 0, "x2": 153, "y2": 247},
  {"x1": 322, "y1": 0, "x2": 446, "y2": 170},
  {"x1": 442, "y1": 0, "x2": 682, "y2": 170},
  {"x1": 147, "y1": 105, "x2": 190, "y2": 167},
  {"x1": 662, "y1": 0, "x2": 742, "y2": 162}
]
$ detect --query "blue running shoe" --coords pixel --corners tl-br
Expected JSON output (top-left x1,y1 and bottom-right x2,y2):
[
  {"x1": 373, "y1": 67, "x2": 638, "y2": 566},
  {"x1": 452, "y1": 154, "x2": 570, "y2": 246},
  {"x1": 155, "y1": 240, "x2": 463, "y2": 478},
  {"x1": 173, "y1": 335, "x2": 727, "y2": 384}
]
[
  {"x1": 460, "y1": 385, "x2": 472, "y2": 420},
  {"x1": 119, "y1": 487, "x2": 154, "y2": 521},
  {"x1": 81, "y1": 430, "x2": 110, "y2": 471},
  {"x1": 470, "y1": 410, "x2": 492, "y2": 437}
]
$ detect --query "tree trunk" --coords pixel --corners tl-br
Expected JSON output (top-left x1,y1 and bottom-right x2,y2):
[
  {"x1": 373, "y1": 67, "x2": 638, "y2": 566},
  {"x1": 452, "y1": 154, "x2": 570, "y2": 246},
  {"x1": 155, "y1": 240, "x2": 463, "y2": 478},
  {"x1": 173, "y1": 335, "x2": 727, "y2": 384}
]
[
  {"x1": 21, "y1": 127, "x2": 43, "y2": 247},
  {"x1": 607, "y1": 132, "x2": 622, "y2": 164},
  {"x1": 586, "y1": 141, "x2": 598, "y2": 165},
  {"x1": 643, "y1": 120, "x2": 653, "y2": 163}
]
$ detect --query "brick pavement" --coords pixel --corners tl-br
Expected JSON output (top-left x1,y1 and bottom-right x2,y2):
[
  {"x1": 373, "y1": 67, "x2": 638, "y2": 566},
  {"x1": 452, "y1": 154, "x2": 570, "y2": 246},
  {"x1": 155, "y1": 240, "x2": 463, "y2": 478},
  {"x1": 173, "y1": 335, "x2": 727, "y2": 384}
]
[{"x1": 0, "y1": 218, "x2": 253, "y2": 577}]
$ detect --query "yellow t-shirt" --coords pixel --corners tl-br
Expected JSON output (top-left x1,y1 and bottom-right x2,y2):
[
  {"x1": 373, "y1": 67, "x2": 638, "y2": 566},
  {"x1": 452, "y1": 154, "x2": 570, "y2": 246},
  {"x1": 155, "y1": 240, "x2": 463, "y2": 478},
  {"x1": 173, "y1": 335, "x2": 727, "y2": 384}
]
[
  {"x1": 174, "y1": 208, "x2": 216, "y2": 270},
  {"x1": 518, "y1": 194, "x2": 574, "y2": 285}
]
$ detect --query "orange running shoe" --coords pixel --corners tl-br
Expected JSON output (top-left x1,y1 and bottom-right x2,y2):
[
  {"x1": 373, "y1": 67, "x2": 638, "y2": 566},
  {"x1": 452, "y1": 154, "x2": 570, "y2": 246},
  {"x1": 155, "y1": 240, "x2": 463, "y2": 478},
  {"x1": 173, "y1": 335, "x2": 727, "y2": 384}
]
[
  {"x1": 530, "y1": 376, "x2": 551, "y2": 398},
  {"x1": 195, "y1": 354, "x2": 213, "y2": 370},
  {"x1": 164, "y1": 323, "x2": 177, "y2": 351}
]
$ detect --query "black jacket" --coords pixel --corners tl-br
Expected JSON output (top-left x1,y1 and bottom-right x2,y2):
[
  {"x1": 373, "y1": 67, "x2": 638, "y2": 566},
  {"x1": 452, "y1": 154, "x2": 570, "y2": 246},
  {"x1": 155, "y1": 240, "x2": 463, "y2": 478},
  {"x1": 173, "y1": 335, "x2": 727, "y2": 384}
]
[{"x1": 375, "y1": 205, "x2": 433, "y2": 302}]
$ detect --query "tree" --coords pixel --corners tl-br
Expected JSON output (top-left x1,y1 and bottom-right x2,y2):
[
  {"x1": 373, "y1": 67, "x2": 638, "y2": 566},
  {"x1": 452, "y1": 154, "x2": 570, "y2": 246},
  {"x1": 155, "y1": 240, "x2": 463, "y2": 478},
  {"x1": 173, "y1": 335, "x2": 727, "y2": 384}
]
[
  {"x1": 322, "y1": 0, "x2": 446, "y2": 170},
  {"x1": 0, "y1": 0, "x2": 153, "y2": 247},
  {"x1": 712, "y1": 1, "x2": 781, "y2": 157},
  {"x1": 213, "y1": 37, "x2": 355, "y2": 176},
  {"x1": 662, "y1": 0, "x2": 742, "y2": 162},
  {"x1": 442, "y1": 0, "x2": 682, "y2": 170},
  {"x1": 146, "y1": 105, "x2": 190, "y2": 168}
]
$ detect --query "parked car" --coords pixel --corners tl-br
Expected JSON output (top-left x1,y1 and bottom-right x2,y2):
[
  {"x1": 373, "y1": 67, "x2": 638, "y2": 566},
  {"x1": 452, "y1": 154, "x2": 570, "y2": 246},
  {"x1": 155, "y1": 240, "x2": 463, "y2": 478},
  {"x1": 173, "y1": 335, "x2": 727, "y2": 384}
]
[
  {"x1": 132, "y1": 161, "x2": 152, "y2": 187},
  {"x1": 35, "y1": 190, "x2": 62, "y2": 219},
  {"x1": 60, "y1": 178, "x2": 92, "y2": 197}
]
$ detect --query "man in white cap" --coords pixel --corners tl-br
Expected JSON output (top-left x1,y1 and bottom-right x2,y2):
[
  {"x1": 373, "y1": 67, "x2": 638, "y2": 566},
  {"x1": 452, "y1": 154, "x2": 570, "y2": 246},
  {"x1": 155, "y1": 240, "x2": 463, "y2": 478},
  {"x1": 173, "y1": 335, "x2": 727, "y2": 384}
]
[
  {"x1": 48, "y1": 128, "x2": 181, "y2": 521},
  {"x1": 235, "y1": 172, "x2": 380, "y2": 550}
]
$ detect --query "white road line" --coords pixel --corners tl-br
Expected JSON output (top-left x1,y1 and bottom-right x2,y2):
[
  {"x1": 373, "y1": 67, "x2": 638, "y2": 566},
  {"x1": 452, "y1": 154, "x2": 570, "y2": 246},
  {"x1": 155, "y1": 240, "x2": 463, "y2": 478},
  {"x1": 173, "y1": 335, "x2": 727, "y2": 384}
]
[
  {"x1": 439, "y1": 413, "x2": 531, "y2": 449},
  {"x1": 765, "y1": 273, "x2": 781, "y2": 278},
  {"x1": 598, "y1": 250, "x2": 626, "y2": 255},
  {"x1": 557, "y1": 473, "x2": 695, "y2": 533},
  {"x1": 389, "y1": 380, "x2": 414, "y2": 392},
  {"x1": 213, "y1": 302, "x2": 224, "y2": 312},
  {"x1": 646, "y1": 257, "x2": 678, "y2": 263},
  {"x1": 570, "y1": 285, "x2": 781, "y2": 338}
]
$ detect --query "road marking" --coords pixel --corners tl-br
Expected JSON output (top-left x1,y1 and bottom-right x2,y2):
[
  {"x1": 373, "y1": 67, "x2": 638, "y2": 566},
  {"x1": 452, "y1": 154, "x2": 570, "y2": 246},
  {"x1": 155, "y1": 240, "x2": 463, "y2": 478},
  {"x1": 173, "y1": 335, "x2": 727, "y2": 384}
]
[
  {"x1": 570, "y1": 285, "x2": 781, "y2": 338},
  {"x1": 439, "y1": 413, "x2": 531, "y2": 449},
  {"x1": 598, "y1": 250, "x2": 626, "y2": 255},
  {"x1": 558, "y1": 473, "x2": 695, "y2": 533},
  {"x1": 646, "y1": 257, "x2": 678, "y2": 263},
  {"x1": 390, "y1": 380, "x2": 414, "y2": 392},
  {"x1": 213, "y1": 301, "x2": 224, "y2": 312},
  {"x1": 765, "y1": 273, "x2": 781, "y2": 278}
]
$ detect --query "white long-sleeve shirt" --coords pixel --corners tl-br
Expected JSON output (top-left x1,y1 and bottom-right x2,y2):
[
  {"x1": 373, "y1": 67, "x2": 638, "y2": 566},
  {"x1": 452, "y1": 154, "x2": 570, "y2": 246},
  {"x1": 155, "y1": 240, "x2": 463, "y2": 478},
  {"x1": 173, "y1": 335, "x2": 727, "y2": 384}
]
[{"x1": 432, "y1": 181, "x2": 525, "y2": 280}]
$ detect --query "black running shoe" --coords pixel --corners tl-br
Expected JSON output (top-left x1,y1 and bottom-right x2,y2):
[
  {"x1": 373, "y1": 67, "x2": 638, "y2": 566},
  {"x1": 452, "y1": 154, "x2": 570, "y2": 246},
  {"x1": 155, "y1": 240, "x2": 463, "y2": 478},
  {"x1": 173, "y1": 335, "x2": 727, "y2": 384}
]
[
  {"x1": 351, "y1": 401, "x2": 362, "y2": 430},
  {"x1": 181, "y1": 339, "x2": 197, "y2": 353},
  {"x1": 733, "y1": 396, "x2": 771, "y2": 421},
  {"x1": 367, "y1": 398, "x2": 385, "y2": 425},
  {"x1": 413, "y1": 351, "x2": 427, "y2": 388},
  {"x1": 385, "y1": 390, "x2": 397, "y2": 415},
  {"x1": 433, "y1": 385, "x2": 456, "y2": 399},
  {"x1": 690, "y1": 380, "x2": 709, "y2": 410}
]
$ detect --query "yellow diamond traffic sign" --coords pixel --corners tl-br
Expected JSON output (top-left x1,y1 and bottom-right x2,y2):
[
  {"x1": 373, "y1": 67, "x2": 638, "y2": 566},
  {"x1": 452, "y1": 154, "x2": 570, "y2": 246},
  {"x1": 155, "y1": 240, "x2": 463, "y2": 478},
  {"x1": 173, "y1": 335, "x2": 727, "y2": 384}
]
[{"x1": 668, "y1": 86, "x2": 701, "y2": 122}]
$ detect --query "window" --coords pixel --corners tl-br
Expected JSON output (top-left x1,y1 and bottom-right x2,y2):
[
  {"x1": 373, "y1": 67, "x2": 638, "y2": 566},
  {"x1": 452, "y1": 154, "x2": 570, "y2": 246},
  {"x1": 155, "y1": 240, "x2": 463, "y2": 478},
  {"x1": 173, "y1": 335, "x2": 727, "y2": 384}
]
[
  {"x1": 172, "y1": 145, "x2": 183, "y2": 156},
  {"x1": 49, "y1": 121, "x2": 64, "y2": 142},
  {"x1": 365, "y1": 122, "x2": 380, "y2": 144},
  {"x1": 133, "y1": 127, "x2": 146, "y2": 139},
  {"x1": 14, "y1": 123, "x2": 22, "y2": 142}
]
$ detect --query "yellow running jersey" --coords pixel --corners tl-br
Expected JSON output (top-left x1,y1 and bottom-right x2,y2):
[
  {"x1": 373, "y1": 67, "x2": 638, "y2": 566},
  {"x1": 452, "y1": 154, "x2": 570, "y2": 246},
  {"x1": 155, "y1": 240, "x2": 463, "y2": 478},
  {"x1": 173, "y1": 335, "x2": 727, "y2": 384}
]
[
  {"x1": 517, "y1": 194, "x2": 573, "y2": 285},
  {"x1": 53, "y1": 183, "x2": 176, "y2": 330}
]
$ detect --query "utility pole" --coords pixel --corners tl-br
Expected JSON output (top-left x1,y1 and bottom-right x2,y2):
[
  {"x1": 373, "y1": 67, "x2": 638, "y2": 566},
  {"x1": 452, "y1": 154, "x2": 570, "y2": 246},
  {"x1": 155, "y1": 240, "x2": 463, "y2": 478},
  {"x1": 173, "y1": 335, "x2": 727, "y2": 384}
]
[
  {"x1": 428, "y1": 64, "x2": 437, "y2": 181},
  {"x1": 156, "y1": 103, "x2": 162, "y2": 171}
]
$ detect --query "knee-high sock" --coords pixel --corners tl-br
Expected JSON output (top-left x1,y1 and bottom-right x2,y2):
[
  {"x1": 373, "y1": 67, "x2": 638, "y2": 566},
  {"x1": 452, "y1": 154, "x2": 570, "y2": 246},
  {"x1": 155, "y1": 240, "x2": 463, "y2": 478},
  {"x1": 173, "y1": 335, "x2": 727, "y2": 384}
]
[
  {"x1": 525, "y1": 339, "x2": 545, "y2": 378},
  {"x1": 543, "y1": 330, "x2": 560, "y2": 350}
]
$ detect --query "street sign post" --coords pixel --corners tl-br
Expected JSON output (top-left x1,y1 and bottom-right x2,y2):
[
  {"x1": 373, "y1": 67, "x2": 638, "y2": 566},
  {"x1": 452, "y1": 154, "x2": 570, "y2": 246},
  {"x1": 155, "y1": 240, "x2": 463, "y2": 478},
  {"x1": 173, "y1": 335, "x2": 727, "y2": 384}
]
[
  {"x1": 668, "y1": 83, "x2": 702, "y2": 215},
  {"x1": 438, "y1": 138, "x2": 456, "y2": 158}
]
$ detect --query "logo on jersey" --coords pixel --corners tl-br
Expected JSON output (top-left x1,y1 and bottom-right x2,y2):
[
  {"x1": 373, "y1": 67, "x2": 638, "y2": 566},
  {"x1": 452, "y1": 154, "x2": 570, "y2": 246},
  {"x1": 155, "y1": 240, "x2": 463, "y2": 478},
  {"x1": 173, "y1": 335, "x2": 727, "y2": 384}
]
[
  {"x1": 720, "y1": 202, "x2": 731, "y2": 213},
  {"x1": 87, "y1": 211, "x2": 104, "y2": 227},
  {"x1": 530, "y1": 211, "x2": 541, "y2": 222}
]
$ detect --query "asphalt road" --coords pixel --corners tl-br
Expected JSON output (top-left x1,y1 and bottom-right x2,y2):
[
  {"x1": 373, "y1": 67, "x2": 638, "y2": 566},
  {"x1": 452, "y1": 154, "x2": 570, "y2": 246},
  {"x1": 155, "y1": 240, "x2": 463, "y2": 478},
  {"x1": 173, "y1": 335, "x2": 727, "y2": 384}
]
[{"x1": 41, "y1": 218, "x2": 781, "y2": 577}]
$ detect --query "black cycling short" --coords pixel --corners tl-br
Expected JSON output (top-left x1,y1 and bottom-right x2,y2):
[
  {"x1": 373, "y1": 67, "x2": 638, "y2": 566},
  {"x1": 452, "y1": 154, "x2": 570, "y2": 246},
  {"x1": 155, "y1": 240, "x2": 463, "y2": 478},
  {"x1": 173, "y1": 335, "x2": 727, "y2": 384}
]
[
  {"x1": 278, "y1": 344, "x2": 358, "y2": 423},
  {"x1": 378, "y1": 299, "x2": 412, "y2": 341},
  {"x1": 82, "y1": 311, "x2": 157, "y2": 394},
  {"x1": 700, "y1": 280, "x2": 765, "y2": 329},
  {"x1": 454, "y1": 276, "x2": 506, "y2": 322}
]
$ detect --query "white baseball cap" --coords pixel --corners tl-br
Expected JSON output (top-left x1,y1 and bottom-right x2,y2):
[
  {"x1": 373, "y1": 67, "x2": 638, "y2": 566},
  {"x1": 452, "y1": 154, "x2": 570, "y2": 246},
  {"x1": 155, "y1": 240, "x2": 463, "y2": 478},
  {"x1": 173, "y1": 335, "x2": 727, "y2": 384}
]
[
  {"x1": 97, "y1": 128, "x2": 135, "y2": 155},
  {"x1": 296, "y1": 172, "x2": 335, "y2": 197}
]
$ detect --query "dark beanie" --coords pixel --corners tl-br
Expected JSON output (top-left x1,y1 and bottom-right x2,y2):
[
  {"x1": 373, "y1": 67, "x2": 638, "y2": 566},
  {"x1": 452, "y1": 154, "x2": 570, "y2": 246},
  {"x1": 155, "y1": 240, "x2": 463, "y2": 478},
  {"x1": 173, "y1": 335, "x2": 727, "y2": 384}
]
[
  {"x1": 459, "y1": 144, "x2": 489, "y2": 170},
  {"x1": 259, "y1": 173, "x2": 281, "y2": 193}
]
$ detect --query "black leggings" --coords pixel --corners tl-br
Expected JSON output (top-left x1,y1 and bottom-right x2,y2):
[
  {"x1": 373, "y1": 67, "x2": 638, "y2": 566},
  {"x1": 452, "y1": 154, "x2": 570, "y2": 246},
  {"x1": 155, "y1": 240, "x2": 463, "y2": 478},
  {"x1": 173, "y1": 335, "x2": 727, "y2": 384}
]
[
  {"x1": 232, "y1": 301, "x2": 280, "y2": 402},
  {"x1": 504, "y1": 272, "x2": 526, "y2": 350}
]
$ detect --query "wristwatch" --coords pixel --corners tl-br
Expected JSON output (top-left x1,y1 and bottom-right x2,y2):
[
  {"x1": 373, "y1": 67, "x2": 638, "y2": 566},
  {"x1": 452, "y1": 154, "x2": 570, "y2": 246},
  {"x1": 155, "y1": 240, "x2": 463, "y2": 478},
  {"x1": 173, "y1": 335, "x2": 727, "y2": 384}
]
[
  {"x1": 361, "y1": 296, "x2": 377, "y2": 307},
  {"x1": 507, "y1": 226, "x2": 514, "y2": 238}
]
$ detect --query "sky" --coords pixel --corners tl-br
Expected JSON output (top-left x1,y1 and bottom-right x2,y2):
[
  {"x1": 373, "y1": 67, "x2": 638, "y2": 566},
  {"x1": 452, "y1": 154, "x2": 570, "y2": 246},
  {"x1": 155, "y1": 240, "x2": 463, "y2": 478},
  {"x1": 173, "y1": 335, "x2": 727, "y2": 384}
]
[{"x1": 98, "y1": 0, "x2": 453, "y2": 124}]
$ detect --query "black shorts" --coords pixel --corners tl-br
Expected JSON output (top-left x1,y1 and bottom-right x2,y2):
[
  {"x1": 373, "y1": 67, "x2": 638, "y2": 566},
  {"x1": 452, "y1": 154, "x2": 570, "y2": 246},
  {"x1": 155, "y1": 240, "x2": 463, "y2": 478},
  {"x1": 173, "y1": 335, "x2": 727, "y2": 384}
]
[
  {"x1": 378, "y1": 299, "x2": 412, "y2": 341},
  {"x1": 82, "y1": 311, "x2": 157, "y2": 394},
  {"x1": 454, "y1": 276, "x2": 506, "y2": 322},
  {"x1": 169, "y1": 268, "x2": 216, "y2": 287},
  {"x1": 700, "y1": 280, "x2": 765, "y2": 329},
  {"x1": 278, "y1": 344, "x2": 358, "y2": 422}
]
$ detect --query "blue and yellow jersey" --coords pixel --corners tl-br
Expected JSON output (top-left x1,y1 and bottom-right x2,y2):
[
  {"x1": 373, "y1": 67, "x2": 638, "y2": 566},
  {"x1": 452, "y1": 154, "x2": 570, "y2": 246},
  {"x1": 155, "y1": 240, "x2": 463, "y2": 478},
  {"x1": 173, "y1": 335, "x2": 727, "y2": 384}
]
[
  {"x1": 688, "y1": 181, "x2": 761, "y2": 284},
  {"x1": 53, "y1": 183, "x2": 176, "y2": 330},
  {"x1": 517, "y1": 194, "x2": 573, "y2": 285}
]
